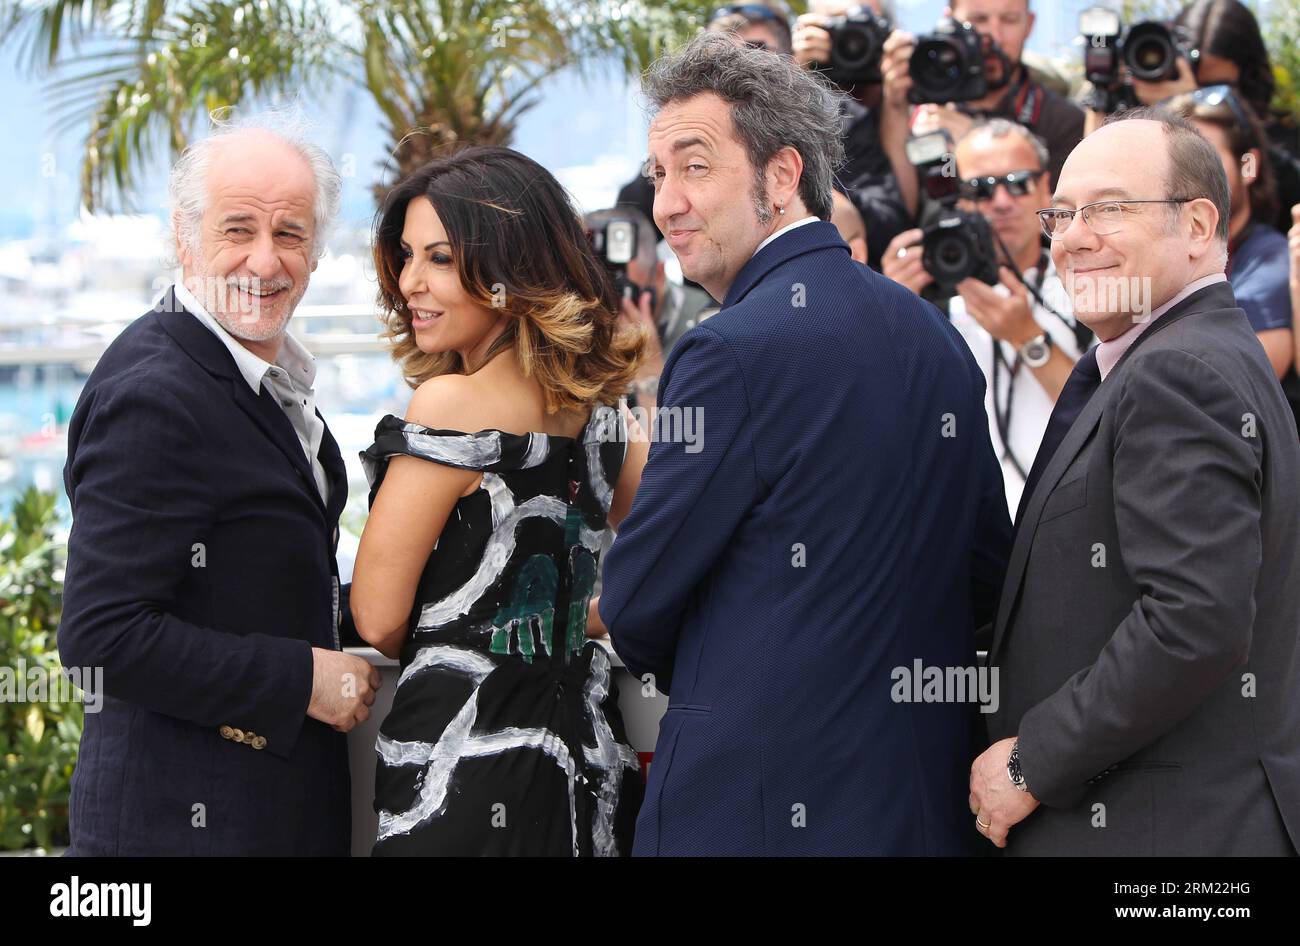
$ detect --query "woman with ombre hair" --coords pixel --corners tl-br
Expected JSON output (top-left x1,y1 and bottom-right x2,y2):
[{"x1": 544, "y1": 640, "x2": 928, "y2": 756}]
[{"x1": 352, "y1": 146, "x2": 647, "y2": 856}]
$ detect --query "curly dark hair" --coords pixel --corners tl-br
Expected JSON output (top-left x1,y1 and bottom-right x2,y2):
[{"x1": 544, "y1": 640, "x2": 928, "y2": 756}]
[{"x1": 373, "y1": 146, "x2": 644, "y2": 412}]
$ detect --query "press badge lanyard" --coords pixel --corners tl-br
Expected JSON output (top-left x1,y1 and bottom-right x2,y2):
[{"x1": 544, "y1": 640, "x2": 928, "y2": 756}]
[{"x1": 991, "y1": 251, "x2": 1049, "y2": 482}]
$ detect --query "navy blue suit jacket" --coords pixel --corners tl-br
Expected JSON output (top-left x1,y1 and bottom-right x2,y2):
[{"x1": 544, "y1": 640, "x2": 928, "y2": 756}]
[
  {"x1": 59, "y1": 288, "x2": 351, "y2": 855},
  {"x1": 600, "y1": 221, "x2": 1010, "y2": 855}
]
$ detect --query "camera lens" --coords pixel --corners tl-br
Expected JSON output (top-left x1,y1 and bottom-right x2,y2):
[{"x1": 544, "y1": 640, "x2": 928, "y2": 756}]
[
  {"x1": 924, "y1": 229, "x2": 974, "y2": 285},
  {"x1": 915, "y1": 39, "x2": 962, "y2": 93},
  {"x1": 834, "y1": 26, "x2": 875, "y2": 71},
  {"x1": 936, "y1": 236, "x2": 969, "y2": 279},
  {"x1": 1123, "y1": 23, "x2": 1176, "y2": 82}
]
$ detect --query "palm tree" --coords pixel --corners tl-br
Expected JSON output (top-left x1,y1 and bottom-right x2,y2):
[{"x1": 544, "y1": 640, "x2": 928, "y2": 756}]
[{"x1": 0, "y1": 0, "x2": 723, "y2": 210}]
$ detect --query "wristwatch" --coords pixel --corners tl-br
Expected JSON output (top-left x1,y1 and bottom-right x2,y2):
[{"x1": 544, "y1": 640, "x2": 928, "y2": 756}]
[
  {"x1": 1018, "y1": 333, "x2": 1052, "y2": 369},
  {"x1": 1007, "y1": 740, "x2": 1029, "y2": 793}
]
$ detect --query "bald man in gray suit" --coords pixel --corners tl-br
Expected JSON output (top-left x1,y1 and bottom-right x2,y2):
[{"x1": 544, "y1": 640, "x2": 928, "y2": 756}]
[{"x1": 971, "y1": 109, "x2": 1300, "y2": 856}]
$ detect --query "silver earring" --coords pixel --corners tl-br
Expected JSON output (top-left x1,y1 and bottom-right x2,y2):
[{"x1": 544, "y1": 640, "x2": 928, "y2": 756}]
[{"x1": 778, "y1": 205, "x2": 785, "y2": 216}]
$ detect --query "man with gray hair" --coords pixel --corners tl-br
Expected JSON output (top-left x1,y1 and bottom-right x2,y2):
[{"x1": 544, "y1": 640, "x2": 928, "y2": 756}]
[
  {"x1": 59, "y1": 110, "x2": 380, "y2": 855},
  {"x1": 599, "y1": 32, "x2": 1011, "y2": 855}
]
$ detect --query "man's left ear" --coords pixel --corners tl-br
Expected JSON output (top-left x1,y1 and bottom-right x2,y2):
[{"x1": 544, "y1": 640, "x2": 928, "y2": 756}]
[
  {"x1": 311, "y1": 256, "x2": 319, "y2": 273},
  {"x1": 1186, "y1": 197, "x2": 1220, "y2": 254},
  {"x1": 768, "y1": 146, "x2": 805, "y2": 210}
]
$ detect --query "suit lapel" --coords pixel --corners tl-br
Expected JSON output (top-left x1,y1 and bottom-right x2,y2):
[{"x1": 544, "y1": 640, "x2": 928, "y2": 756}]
[
  {"x1": 989, "y1": 382, "x2": 1113, "y2": 662},
  {"x1": 229, "y1": 380, "x2": 326, "y2": 514},
  {"x1": 318, "y1": 413, "x2": 349, "y2": 534},
  {"x1": 722, "y1": 220, "x2": 850, "y2": 309},
  {"x1": 156, "y1": 286, "x2": 327, "y2": 517},
  {"x1": 988, "y1": 281, "x2": 1240, "y2": 663}
]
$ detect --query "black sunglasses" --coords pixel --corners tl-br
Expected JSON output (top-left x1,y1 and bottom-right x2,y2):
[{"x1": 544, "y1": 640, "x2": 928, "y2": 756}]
[
  {"x1": 1189, "y1": 84, "x2": 1259, "y2": 150},
  {"x1": 958, "y1": 168, "x2": 1045, "y2": 201}
]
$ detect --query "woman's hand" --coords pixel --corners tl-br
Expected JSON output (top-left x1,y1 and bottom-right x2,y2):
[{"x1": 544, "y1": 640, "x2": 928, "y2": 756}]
[{"x1": 586, "y1": 597, "x2": 609, "y2": 639}]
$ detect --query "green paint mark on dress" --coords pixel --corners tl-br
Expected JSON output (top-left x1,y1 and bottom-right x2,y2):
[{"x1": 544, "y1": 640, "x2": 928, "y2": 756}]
[{"x1": 490, "y1": 553, "x2": 558, "y2": 663}]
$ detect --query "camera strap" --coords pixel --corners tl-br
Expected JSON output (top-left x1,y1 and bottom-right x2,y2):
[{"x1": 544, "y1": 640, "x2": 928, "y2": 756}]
[
  {"x1": 989, "y1": 249, "x2": 1050, "y2": 482},
  {"x1": 1012, "y1": 77, "x2": 1044, "y2": 129}
]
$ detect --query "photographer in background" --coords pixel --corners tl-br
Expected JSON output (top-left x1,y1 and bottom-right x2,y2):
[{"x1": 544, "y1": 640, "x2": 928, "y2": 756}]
[
  {"x1": 709, "y1": 0, "x2": 794, "y2": 53},
  {"x1": 793, "y1": 0, "x2": 912, "y2": 269},
  {"x1": 584, "y1": 206, "x2": 718, "y2": 413},
  {"x1": 1082, "y1": 0, "x2": 1300, "y2": 235},
  {"x1": 883, "y1": 120, "x2": 1084, "y2": 512},
  {"x1": 1164, "y1": 88, "x2": 1294, "y2": 381},
  {"x1": 880, "y1": 0, "x2": 1085, "y2": 214}
]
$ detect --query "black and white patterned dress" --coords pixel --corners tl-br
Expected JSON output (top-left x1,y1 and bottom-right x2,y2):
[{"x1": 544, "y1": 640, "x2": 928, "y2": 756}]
[{"x1": 360, "y1": 403, "x2": 643, "y2": 856}]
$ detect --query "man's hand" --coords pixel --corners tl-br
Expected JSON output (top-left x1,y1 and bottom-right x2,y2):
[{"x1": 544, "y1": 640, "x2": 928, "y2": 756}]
[
  {"x1": 792, "y1": 13, "x2": 832, "y2": 68},
  {"x1": 881, "y1": 30, "x2": 915, "y2": 113},
  {"x1": 956, "y1": 268, "x2": 1041, "y2": 346},
  {"x1": 911, "y1": 103, "x2": 975, "y2": 143},
  {"x1": 970, "y1": 737, "x2": 1040, "y2": 848},
  {"x1": 620, "y1": 287, "x2": 658, "y2": 334},
  {"x1": 308, "y1": 648, "x2": 382, "y2": 733},
  {"x1": 882, "y1": 228, "x2": 933, "y2": 295},
  {"x1": 1130, "y1": 55, "x2": 1197, "y2": 106},
  {"x1": 621, "y1": 288, "x2": 665, "y2": 382}
]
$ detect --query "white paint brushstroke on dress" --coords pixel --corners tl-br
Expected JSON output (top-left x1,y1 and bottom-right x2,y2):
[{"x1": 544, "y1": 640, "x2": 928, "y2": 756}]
[
  {"x1": 401, "y1": 427, "x2": 502, "y2": 469},
  {"x1": 416, "y1": 478, "x2": 570, "y2": 629}
]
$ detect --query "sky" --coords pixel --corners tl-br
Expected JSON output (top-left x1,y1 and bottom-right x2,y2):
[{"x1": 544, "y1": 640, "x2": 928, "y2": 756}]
[{"x1": 0, "y1": 0, "x2": 1114, "y2": 239}]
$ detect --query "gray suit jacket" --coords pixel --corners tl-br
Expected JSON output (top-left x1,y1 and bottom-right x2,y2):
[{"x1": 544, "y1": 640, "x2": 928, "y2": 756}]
[{"x1": 987, "y1": 280, "x2": 1300, "y2": 856}]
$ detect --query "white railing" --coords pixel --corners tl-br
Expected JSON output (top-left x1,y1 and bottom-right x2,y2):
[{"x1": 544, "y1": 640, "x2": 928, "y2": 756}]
[{"x1": 0, "y1": 304, "x2": 390, "y2": 366}]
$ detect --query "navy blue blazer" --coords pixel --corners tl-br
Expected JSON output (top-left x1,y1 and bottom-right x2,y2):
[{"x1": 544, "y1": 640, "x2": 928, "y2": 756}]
[
  {"x1": 600, "y1": 221, "x2": 1011, "y2": 856},
  {"x1": 59, "y1": 288, "x2": 351, "y2": 855}
]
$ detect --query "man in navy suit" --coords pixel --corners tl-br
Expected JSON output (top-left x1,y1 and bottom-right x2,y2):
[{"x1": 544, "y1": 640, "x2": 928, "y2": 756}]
[
  {"x1": 599, "y1": 33, "x2": 1011, "y2": 855},
  {"x1": 59, "y1": 113, "x2": 380, "y2": 855}
]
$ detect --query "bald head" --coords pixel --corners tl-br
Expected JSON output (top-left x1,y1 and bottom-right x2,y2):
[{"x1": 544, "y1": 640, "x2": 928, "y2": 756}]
[{"x1": 1049, "y1": 114, "x2": 1227, "y2": 338}]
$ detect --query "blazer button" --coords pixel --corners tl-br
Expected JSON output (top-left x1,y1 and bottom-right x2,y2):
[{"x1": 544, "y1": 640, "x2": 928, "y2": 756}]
[
  {"x1": 251, "y1": 735, "x2": 267, "y2": 750},
  {"x1": 219, "y1": 725, "x2": 234, "y2": 740},
  {"x1": 230, "y1": 728, "x2": 245, "y2": 743}
]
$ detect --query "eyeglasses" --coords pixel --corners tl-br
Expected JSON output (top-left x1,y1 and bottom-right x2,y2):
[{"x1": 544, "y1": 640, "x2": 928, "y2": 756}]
[
  {"x1": 1189, "y1": 83, "x2": 1259, "y2": 150},
  {"x1": 1036, "y1": 198, "x2": 1195, "y2": 239},
  {"x1": 958, "y1": 169, "x2": 1045, "y2": 201}
]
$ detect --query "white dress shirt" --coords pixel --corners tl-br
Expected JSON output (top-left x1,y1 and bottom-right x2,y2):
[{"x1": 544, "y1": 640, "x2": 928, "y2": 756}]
[
  {"x1": 948, "y1": 258, "x2": 1084, "y2": 514},
  {"x1": 753, "y1": 214, "x2": 819, "y2": 256},
  {"x1": 172, "y1": 280, "x2": 330, "y2": 504}
]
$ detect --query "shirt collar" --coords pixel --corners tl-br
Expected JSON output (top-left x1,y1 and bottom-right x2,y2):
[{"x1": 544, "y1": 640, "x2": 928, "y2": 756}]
[
  {"x1": 753, "y1": 214, "x2": 819, "y2": 257},
  {"x1": 1095, "y1": 272, "x2": 1227, "y2": 380},
  {"x1": 172, "y1": 278, "x2": 317, "y2": 394}
]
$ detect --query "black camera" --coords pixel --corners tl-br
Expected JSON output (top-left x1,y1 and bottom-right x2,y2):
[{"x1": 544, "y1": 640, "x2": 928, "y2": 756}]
[
  {"x1": 908, "y1": 18, "x2": 989, "y2": 105},
  {"x1": 921, "y1": 211, "x2": 1000, "y2": 289},
  {"x1": 819, "y1": 5, "x2": 892, "y2": 88},
  {"x1": 1080, "y1": 6, "x2": 1122, "y2": 89},
  {"x1": 1078, "y1": 8, "x2": 1198, "y2": 112},
  {"x1": 586, "y1": 217, "x2": 653, "y2": 308},
  {"x1": 1122, "y1": 20, "x2": 1199, "y2": 83},
  {"x1": 905, "y1": 131, "x2": 999, "y2": 291},
  {"x1": 1078, "y1": 6, "x2": 1139, "y2": 113}
]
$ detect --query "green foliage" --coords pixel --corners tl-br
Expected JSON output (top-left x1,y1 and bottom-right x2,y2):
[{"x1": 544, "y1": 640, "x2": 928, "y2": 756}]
[
  {"x1": 1, "y1": 0, "x2": 725, "y2": 210},
  {"x1": 0, "y1": 487, "x2": 75, "y2": 853},
  {"x1": 1266, "y1": 0, "x2": 1300, "y2": 127}
]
